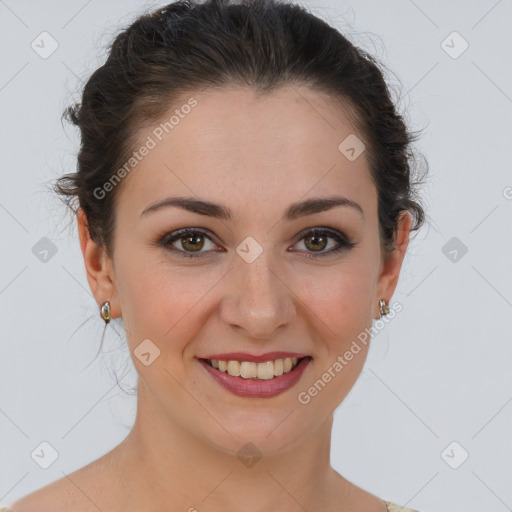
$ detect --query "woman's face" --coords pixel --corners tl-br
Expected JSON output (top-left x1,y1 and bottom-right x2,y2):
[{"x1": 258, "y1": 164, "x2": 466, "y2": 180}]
[{"x1": 82, "y1": 85, "x2": 410, "y2": 456}]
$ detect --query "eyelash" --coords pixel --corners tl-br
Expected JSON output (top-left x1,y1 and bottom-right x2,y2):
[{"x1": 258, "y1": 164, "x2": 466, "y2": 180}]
[{"x1": 158, "y1": 227, "x2": 356, "y2": 259}]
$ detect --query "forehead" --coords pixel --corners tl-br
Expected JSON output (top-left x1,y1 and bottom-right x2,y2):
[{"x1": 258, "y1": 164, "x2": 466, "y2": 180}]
[{"x1": 118, "y1": 85, "x2": 376, "y2": 223}]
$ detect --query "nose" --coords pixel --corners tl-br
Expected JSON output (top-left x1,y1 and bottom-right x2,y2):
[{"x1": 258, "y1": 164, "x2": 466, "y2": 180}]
[{"x1": 219, "y1": 253, "x2": 296, "y2": 339}]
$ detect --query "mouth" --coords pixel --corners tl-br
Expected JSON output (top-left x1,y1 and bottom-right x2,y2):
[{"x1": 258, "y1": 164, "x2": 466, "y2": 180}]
[
  {"x1": 196, "y1": 356, "x2": 313, "y2": 398},
  {"x1": 199, "y1": 356, "x2": 312, "y2": 380}
]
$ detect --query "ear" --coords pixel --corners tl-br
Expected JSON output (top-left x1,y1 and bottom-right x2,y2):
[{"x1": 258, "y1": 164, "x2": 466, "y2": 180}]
[
  {"x1": 77, "y1": 208, "x2": 121, "y2": 320},
  {"x1": 373, "y1": 210, "x2": 412, "y2": 319}
]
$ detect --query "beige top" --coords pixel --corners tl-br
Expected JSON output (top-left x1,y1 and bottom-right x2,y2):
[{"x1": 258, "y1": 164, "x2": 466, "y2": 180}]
[
  {"x1": 385, "y1": 501, "x2": 422, "y2": 512},
  {"x1": 0, "y1": 501, "x2": 421, "y2": 512}
]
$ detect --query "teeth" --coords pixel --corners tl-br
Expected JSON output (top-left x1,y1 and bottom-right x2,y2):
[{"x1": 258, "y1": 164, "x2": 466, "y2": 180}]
[
  {"x1": 273, "y1": 358, "x2": 284, "y2": 376},
  {"x1": 207, "y1": 357, "x2": 302, "y2": 379},
  {"x1": 257, "y1": 361, "x2": 274, "y2": 380},
  {"x1": 227, "y1": 360, "x2": 241, "y2": 376},
  {"x1": 240, "y1": 361, "x2": 258, "y2": 379}
]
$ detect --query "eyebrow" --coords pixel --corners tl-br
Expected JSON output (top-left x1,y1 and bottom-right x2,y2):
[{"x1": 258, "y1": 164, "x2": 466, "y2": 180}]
[{"x1": 140, "y1": 194, "x2": 364, "y2": 221}]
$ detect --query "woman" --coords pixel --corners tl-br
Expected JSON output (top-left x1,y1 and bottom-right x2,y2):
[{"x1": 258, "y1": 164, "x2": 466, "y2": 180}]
[{"x1": 5, "y1": 0, "x2": 428, "y2": 510}]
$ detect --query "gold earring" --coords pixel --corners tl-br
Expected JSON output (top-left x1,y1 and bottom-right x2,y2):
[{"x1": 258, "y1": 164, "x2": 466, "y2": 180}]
[
  {"x1": 100, "y1": 300, "x2": 111, "y2": 324},
  {"x1": 379, "y1": 299, "x2": 390, "y2": 318}
]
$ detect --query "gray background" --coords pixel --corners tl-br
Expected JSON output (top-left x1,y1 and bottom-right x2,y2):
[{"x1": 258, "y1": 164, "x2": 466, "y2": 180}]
[{"x1": 1, "y1": 0, "x2": 511, "y2": 510}]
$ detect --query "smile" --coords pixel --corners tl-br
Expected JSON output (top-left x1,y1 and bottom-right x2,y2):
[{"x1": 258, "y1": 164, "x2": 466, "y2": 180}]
[
  {"x1": 197, "y1": 356, "x2": 313, "y2": 398},
  {"x1": 203, "y1": 357, "x2": 303, "y2": 379}
]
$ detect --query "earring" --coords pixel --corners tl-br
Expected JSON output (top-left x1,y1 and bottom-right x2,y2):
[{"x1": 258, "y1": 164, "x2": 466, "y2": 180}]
[
  {"x1": 379, "y1": 299, "x2": 390, "y2": 318},
  {"x1": 100, "y1": 300, "x2": 111, "y2": 324}
]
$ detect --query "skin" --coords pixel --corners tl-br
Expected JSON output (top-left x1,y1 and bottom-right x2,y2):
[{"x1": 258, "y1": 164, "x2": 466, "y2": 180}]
[{"x1": 12, "y1": 85, "x2": 411, "y2": 512}]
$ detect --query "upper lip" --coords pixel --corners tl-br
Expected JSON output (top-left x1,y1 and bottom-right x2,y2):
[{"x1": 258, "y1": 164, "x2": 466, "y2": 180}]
[{"x1": 198, "y1": 352, "x2": 311, "y2": 363}]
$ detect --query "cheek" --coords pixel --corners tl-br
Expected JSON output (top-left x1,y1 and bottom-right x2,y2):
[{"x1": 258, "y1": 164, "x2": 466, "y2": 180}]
[
  {"x1": 295, "y1": 255, "x2": 377, "y2": 390},
  {"x1": 299, "y1": 259, "x2": 376, "y2": 330},
  {"x1": 297, "y1": 269, "x2": 374, "y2": 408},
  {"x1": 115, "y1": 251, "x2": 220, "y2": 355}
]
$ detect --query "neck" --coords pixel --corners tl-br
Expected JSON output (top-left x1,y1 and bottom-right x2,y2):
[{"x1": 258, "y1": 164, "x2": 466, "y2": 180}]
[{"x1": 111, "y1": 379, "x2": 351, "y2": 512}]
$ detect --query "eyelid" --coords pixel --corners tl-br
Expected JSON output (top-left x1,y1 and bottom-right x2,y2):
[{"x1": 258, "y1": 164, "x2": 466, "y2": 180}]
[
  {"x1": 159, "y1": 226, "x2": 355, "y2": 258},
  {"x1": 290, "y1": 226, "x2": 355, "y2": 256},
  {"x1": 159, "y1": 227, "x2": 220, "y2": 255},
  {"x1": 293, "y1": 225, "x2": 349, "y2": 243}
]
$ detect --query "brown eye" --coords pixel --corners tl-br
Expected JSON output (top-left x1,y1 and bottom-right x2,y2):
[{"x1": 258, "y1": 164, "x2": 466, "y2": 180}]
[
  {"x1": 160, "y1": 228, "x2": 218, "y2": 258},
  {"x1": 292, "y1": 228, "x2": 356, "y2": 259},
  {"x1": 180, "y1": 232, "x2": 206, "y2": 252},
  {"x1": 303, "y1": 232, "x2": 329, "y2": 252},
  {"x1": 159, "y1": 226, "x2": 356, "y2": 260}
]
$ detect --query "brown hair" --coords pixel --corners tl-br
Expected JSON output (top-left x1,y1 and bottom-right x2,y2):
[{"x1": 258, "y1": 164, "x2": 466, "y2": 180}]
[{"x1": 55, "y1": 0, "x2": 427, "y2": 264}]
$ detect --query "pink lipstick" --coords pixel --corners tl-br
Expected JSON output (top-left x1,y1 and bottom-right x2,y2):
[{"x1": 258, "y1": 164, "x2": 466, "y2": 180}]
[{"x1": 197, "y1": 356, "x2": 312, "y2": 398}]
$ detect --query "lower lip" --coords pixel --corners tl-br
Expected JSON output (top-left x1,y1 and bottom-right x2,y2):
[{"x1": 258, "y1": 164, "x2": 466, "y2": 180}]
[{"x1": 197, "y1": 357, "x2": 312, "y2": 398}]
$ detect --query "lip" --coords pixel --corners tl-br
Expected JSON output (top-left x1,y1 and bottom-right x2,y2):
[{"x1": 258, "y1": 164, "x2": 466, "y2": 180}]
[
  {"x1": 197, "y1": 356, "x2": 312, "y2": 398},
  {"x1": 198, "y1": 352, "x2": 310, "y2": 363}
]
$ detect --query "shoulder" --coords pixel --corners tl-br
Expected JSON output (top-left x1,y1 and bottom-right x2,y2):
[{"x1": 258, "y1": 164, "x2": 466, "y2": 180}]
[
  {"x1": 8, "y1": 475, "x2": 92, "y2": 512},
  {"x1": 9, "y1": 456, "x2": 120, "y2": 512},
  {"x1": 384, "y1": 501, "x2": 422, "y2": 512}
]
